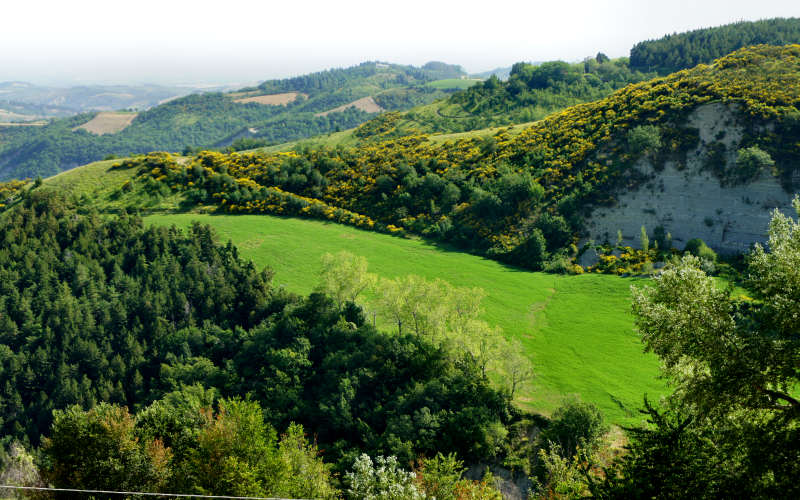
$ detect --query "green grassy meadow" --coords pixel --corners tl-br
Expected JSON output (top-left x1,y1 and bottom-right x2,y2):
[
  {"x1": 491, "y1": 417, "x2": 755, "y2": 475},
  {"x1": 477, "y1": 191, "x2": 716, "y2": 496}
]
[{"x1": 144, "y1": 212, "x2": 666, "y2": 425}]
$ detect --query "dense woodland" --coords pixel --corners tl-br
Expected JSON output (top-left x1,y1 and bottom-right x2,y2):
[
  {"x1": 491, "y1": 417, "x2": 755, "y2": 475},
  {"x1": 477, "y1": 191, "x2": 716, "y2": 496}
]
[
  {"x1": 0, "y1": 191, "x2": 617, "y2": 498},
  {"x1": 2, "y1": 178, "x2": 800, "y2": 498},
  {"x1": 631, "y1": 17, "x2": 800, "y2": 73},
  {"x1": 388, "y1": 56, "x2": 656, "y2": 134},
  {"x1": 0, "y1": 192, "x2": 517, "y2": 462}
]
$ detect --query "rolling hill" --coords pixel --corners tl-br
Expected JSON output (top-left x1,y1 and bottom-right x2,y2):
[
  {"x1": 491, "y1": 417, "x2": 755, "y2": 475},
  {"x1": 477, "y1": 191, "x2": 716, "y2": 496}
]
[
  {"x1": 80, "y1": 45, "x2": 800, "y2": 279},
  {"x1": 340, "y1": 18, "x2": 800, "y2": 141},
  {"x1": 17, "y1": 40, "x2": 799, "y2": 420},
  {"x1": 0, "y1": 81, "x2": 213, "y2": 117},
  {"x1": 0, "y1": 61, "x2": 468, "y2": 180}
]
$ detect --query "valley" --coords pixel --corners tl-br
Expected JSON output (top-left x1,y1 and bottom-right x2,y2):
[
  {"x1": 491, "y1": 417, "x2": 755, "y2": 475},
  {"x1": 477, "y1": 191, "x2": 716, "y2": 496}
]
[{"x1": 1, "y1": 13, "x2": 800, "y2": 500}]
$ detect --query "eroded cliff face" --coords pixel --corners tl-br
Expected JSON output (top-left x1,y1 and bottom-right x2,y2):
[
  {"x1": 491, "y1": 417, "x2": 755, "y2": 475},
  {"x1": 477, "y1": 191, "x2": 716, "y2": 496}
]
[{"x1": 585, "y1": 102, "x2": 796, "y2": 254}]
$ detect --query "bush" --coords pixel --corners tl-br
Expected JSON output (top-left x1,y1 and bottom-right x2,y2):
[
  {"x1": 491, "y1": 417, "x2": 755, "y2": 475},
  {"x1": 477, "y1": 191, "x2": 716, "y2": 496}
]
[
  {"x1": 539, "y1": 400, "x2": 607, "y2": 459},
  {"x1": 684, "y1": 238, "x2": 717, "y2": 263},
  {"x1": 734, "y1": 146, "x2": 775, "y2": 182},
  {"x1": 627, "y1": 125, "x2": 662, "y2": 155},
  {"x1": 346, "y1": 455, "x2": 423, "y2": 500},
  {"x1": 509, "y1": 229, "x2": 549, "y2": 269}
]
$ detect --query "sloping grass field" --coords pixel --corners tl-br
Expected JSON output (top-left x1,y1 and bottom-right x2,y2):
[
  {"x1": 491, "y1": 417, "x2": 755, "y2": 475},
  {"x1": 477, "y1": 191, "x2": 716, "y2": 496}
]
[
  {"x1": 144, "y1": 212, "x2": 666, "y2": 425},
  {"x1": 73, "y1": 111, "x2": 138, "y2": 135}
]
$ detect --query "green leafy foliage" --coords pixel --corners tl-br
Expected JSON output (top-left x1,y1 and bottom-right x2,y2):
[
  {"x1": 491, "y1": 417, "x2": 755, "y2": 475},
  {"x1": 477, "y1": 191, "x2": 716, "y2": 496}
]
[
  {"x1": 631, "y1": 17, "x2": 800, "y2": 73},
  {"x1": 683, "y1": 238, "x2": 717, "y2": 262},
  {"x1": 0, "y1": 192, "x2": 516, "y2": 473},
  {"x1": 539, "y1": 400, "x2": 607, "y2": 459},
  {"x1": 346, "y1": 455, "x2": 424, "y2": 500},
  {"x1": 594, "y1": 201, "x2": 800, "y2": 497},
  {"x1": 43, "y1": 397, "x2": 337, "y2": 498}
]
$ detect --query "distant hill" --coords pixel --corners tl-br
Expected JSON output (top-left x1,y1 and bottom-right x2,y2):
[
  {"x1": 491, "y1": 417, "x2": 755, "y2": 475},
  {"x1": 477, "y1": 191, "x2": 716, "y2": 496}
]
[
  {"x1": 329, "y1": 55, "x2": 656, "y2": 139},
  {"x1": 470, "y1": 66, "x2": 513, "y2": 80},
  {"x1": 630, "y1": 17, "x2": 800, "y2": 73},
  {"x1": 344, "y1": 19, "x2": 800, "y2": 140},
  {"x1": 0, "y1": 81, "x2": 210, "y2": 116},
  {"x1": 0, "y1": 61, "x2": 466, "y2": 180}
]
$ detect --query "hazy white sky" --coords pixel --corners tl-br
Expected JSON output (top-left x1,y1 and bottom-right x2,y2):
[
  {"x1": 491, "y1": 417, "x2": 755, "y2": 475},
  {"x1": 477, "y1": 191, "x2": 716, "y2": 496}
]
[{"x1": 2, "y1": 0, "x2": 799, "y2": 86}]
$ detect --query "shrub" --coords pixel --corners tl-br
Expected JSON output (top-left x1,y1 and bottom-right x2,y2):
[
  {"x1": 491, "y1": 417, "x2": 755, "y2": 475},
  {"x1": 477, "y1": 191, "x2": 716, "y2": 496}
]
[
  {"x1": 734, "y1": 146, "x2": 775, "y2": 182},
  {"x1": 684, "y1": 238, "x2": 717, "y2": 263},
  {"x1": 509, "y1": 229, "x2": 548, "y2": 269},
  {"x1": 539, "y1": 400, "x2": 607, "y2": 459},
  {"x1": 346, "y1": 454, "x2": 423, "y2": 500},
  {"x1": 627, "y1": 125, "x2": 662, "y2": 155}
]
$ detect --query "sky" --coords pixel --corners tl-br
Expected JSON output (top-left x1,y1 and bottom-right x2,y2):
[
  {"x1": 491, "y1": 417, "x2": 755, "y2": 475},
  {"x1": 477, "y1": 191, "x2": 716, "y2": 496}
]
[{"x1": 2, "y1": 0, "x2": 800, "y2": 86}]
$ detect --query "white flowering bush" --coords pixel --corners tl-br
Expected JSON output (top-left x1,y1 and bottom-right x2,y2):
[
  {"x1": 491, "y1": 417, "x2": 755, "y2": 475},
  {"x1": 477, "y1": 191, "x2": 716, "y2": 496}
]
[{"x1": 346, "y1": 454, "x2": 424, "y2": 500}]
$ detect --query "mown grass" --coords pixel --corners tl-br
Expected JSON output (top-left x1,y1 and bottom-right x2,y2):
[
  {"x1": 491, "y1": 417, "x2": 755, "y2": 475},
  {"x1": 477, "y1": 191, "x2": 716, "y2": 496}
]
[{"x1": 144, "y1": 212, "x2": 666, "y2": 425}]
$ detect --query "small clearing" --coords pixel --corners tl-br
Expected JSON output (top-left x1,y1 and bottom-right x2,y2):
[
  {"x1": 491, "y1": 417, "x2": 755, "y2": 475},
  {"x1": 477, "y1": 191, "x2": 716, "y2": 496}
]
[
  {"x1": 74, "y1": 112, "x2": 137, "y2": 135},
  {"x1": 315, "y1": 96, "x2": 383, "y2": 117},
  {"x1": 233, "y1": 92, "x2": 306, "y2": 105}
]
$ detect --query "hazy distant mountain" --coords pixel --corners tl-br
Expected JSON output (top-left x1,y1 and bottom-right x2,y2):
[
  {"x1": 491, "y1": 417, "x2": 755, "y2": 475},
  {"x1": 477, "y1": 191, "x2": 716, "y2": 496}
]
[
  {"x1": 470, "y1": 66, "x2": 512, "y2": 80},
  {"x1": 0, "y1": 82, "x2": 235, "y2": 119}
]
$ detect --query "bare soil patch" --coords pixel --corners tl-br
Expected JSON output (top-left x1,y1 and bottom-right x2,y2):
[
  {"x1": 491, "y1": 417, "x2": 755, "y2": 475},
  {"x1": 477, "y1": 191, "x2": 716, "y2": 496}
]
[
  {"x1": 234, "y1": 92, "x2": 306, "y2": 105},
  {"x1": 315, "y1": 96, "x2": 383, "y2": 117},
  {"x1": 74, "y1": 112, "x2": 137, "y2": 135}
]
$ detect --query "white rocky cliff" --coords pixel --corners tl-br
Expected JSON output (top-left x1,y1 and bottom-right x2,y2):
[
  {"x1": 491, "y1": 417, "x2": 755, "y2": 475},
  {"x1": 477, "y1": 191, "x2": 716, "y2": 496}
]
[{"x1": 585, "y1": 102, "x2": 796, "y2": 254}]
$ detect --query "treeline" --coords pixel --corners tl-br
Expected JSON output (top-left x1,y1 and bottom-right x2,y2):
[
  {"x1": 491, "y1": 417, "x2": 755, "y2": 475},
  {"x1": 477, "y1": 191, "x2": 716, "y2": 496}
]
[
  {"x1": 630, "y1": 17, "x2": 800, "y2": 73},
  {"x1": 377, "y1": 56, "x2": 655, "y2": 136},
  {"x1": 255, "y1": 61, "x2": 465, "y2": 96}
]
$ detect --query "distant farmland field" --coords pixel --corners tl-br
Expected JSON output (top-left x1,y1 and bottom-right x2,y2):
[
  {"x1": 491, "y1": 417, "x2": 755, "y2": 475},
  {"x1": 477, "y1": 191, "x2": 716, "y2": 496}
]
[
  {"x1": 73, "y1": 111, "x2": 137, "y2": 135},
  {"x1": 233, "y1": 92, "x2": 306, "y2": 105},
  {"x1": 316, "y1": 95, "x2": 383, "y2": 116},
  {"x1": 426, "y1": 78, "x2": 483, "y2": 90}
]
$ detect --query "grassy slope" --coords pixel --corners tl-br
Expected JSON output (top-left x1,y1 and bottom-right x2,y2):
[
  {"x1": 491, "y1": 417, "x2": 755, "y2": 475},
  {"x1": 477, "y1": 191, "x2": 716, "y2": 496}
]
[{"x1": 143, "y1": 212, "x2": 665, "y2": 425}]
